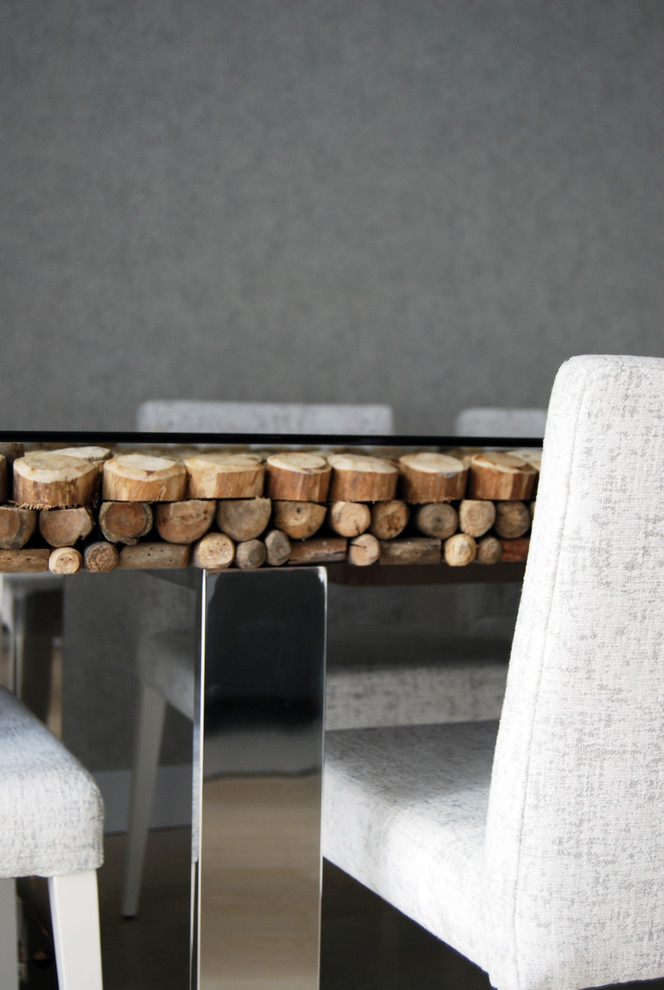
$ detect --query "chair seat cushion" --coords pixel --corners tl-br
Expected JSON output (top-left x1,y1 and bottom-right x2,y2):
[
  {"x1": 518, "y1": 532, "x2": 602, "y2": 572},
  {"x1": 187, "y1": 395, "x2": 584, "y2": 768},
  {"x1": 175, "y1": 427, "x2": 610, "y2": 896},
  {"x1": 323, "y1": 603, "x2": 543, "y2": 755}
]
[
  {"x1": 0, "y1": 687, "x2": 104, "y2": 879},
  {"x1": 325, "y1": 630, "x2": 508, "y2": 729},
  {"x1": 323, "y1": 720, "x2": 498, "y2": 970}
]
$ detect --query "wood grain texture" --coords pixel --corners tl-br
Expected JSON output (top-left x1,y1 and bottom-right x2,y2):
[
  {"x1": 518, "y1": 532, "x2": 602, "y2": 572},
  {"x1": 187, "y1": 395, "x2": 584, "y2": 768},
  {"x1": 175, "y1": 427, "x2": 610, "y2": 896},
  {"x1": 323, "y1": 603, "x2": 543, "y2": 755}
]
[
  {"x1": 103, "y1": 454, "x2": 187, "y2": 502},
  {"x1": 0, "y1": 506, "x2": 37, "y2": 550},
  {"x1": 398, "y1": 452, "x2": 467, "y2": 503},
  {"x1": 467, "y1": 451, "x2": 537, "y2": 501},
  {"x1": 328, "y1": 453, "x2": 398, "y2": 502},
  {"x1": 266, "y1": 452, "x2": 331, "y2": 502},
  {"x1": 184, "y1": 452, "x2": 264, "y2": 499},
  {"x1": 14, "y1": 452, "x2": 99, "y2": 508}
]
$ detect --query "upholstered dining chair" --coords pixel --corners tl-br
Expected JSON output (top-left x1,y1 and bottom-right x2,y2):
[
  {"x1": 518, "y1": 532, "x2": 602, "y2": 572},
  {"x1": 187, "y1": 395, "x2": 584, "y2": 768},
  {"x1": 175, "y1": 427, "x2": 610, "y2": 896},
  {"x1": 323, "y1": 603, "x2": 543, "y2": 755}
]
[
  {"x1": 323, "y1": 355, "x2": 664, "y2": 990},
  {"x1": 121, "y1": 400, "x2": 395, "y2": 918},
  {"x1": 122, "y1": 398, "x2": 514, "y2": 918},
  {"x1": 135, "y1": 399, "x2": 394, "y2": 436},
  {"x1": 122, "y1": 398, "x2": 533, "y2": 916},
  {"x1": 454, "y1": 406, "x2": 546, "y2": 440},
  {"x1": 0, "y1": 686, "x2": 105, "y2": 990}
]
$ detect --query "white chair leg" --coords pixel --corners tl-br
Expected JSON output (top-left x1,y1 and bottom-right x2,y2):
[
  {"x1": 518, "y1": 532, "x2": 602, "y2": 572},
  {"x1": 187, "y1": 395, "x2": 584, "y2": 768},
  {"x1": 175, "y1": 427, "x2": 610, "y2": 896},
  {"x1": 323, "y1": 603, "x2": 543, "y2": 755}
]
[
  {"x1": 121, "y1": 681, "x2": 167, "y2": 918},
  {"x1": 0, "y1": 878, "x2": 19, "y2": 990},
  {"x1": 48, "y1": 871, "x2": 103, "y2": 990}
]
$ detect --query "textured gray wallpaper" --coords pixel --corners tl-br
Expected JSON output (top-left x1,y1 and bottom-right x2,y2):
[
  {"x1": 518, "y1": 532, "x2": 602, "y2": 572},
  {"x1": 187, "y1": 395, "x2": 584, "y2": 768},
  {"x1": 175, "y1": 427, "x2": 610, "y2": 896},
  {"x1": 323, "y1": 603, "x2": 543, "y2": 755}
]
[{"x1": 1, "y1": 1, "x2": 662, "y2": 435}]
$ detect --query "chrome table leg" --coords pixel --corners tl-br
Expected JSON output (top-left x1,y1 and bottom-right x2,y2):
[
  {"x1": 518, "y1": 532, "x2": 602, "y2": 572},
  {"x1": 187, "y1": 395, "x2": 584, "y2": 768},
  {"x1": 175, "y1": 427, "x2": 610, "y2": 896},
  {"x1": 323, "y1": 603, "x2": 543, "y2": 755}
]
[{"x1": 192, "y1": 567, "x2": 327, "y2": 990}]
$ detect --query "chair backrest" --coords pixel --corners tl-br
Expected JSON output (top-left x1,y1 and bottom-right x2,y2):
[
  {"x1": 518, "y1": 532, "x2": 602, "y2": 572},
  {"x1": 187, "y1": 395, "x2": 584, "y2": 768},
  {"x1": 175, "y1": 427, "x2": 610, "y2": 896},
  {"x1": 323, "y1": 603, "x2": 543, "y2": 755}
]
[
  {"x1": 484, "y1": 355, "x2": 664, "y2": 990},
  {"x1": 454, "y1": 407, "x2": 546, "y2": 439},
  {"x1": 136, "y1": 400, "x2": 394, "y2": 436}
]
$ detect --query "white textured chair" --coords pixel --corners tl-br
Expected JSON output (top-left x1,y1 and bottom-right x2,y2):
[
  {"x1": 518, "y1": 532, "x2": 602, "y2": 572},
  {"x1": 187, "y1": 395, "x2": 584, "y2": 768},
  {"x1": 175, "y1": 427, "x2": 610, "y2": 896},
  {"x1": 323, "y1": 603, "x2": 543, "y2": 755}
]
[
  {"x1": 323, "y1": 355, "x2": 664, "y2": 990},
  {"x1": 122, "y1": 399, "x2": 508, "y2": 917},
  {"x1": 121, "y1": 400, "x2": 395, "y2": 918},
  {"x1": 136, "y1": 399, "x2": 394, "y2": 437},
  {"x1": 454, "y1": 406, "x2": 546, "y2": 440},
  {"x1": 0, "y1": 574, "x2": 64, "y2": 694},
  {"x1": 0, "y1": 686, "x2": 105, "y2": 990}
]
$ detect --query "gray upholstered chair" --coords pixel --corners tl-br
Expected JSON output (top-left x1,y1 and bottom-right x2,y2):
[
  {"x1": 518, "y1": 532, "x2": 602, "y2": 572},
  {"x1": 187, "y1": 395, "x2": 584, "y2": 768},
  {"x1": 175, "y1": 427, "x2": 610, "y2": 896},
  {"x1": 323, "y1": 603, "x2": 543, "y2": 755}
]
[
  {"x1": 0, "y1": 687, "x2": 105, "y2": 990},
  {"x1": 121, "y1": 399, "x2": 510, "y2": 917},
  {"x1": 454, "y1": 406, "x2": 546, "y2": 440},
  {"x1": 135, "y1": 399, "x2": 394, "y2": 436},
  {"x1": 121, "y1": 400, "x2": 395, "y2": 918},
  {"x1": 0, "y1": 574, "x2": 64, "y2": 700},
  {"x1": 323, "y1": 355, "x2": 664, "y2": 990}
]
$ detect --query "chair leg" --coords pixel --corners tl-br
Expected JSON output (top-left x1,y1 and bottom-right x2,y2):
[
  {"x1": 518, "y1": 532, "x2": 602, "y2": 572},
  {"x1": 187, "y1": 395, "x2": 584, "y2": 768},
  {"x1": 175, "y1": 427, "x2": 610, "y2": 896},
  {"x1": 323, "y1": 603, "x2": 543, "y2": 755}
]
[
  {"x1": 48, "y1": 871, "x2": 103, "y2": 990},
  {"x1": 121, "y1": 681, "x2": 167, "y2": 918},
  {"x1": 0, "y1": 878, "x2": 19, "y2": 990}
]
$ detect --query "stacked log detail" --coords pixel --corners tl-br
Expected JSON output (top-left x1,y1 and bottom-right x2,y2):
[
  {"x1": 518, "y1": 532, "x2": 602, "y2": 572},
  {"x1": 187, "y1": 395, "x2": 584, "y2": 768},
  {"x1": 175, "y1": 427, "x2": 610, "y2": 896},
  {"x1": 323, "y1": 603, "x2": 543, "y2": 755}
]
[{"x1": 0, "y1": 444, "x2": 540, "y2": 573}]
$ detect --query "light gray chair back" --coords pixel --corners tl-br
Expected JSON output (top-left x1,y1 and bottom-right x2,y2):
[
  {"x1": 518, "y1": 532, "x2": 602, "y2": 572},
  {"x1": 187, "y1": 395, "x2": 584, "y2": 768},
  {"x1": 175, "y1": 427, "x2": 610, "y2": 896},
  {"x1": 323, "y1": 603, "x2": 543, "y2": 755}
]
[
  {"x1": 454, "y1": 407, "x2": 546, "y2": 439},
  {"x1": 136, "y1": 400, "x2": 394, "y2": 436},
  {"x1": 485, "y1": 355, "x2": 664, "y2": 989}
]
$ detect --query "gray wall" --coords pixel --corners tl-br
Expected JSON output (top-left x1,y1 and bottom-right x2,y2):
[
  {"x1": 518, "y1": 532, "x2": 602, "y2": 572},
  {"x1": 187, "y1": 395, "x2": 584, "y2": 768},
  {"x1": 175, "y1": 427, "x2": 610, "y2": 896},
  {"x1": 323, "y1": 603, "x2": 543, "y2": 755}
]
[{"x1": 2, "y1": 0, "x2": 662, "y2": 435}]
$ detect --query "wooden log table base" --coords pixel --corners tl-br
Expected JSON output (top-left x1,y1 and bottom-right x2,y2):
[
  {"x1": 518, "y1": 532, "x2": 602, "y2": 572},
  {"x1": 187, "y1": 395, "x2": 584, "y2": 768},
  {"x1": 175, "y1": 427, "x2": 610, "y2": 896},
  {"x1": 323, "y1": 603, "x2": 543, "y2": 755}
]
[{"x1": 0, "y1": 443, "x2": 539, "y2": 573}]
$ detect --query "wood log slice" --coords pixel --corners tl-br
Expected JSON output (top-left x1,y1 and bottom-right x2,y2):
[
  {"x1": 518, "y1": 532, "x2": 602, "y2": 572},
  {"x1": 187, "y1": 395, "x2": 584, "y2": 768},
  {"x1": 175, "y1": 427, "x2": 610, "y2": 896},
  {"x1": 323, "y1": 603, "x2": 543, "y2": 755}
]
[
  {"x1": 0, "y1": 548, "x2": 50, "y2": 573},
  {"x1": 103, "y1": 454, "x2": 187, "y2": 502},
  {"x1": 413, "y1": 503, "x2": 458, "y2": 539},
  {"x1": 327, "y1": 453, "x2": 398, "y2": 503},
  {"x1": 379, "y1": 538, "x2": 441, "y2": 566},
  {"x1": 264, "y1": 529, "x2": 291, "y2": 567},
  {"x1": 191, "y1": 533, "x2": 235, "y2": 570},
  {"x1": 507, "y1": 448, "x2": 542, "y2": 495},
  {"x1": 271, "y1": 501, "x2": 326, "y2": 540},
  {"x1": 216, "y1": 498, "x2": 272, "y2": 541},
  {"x1": 348, "y1": 533, "x2": 380, "y2": 567},
  {"x1": 369, "y1": 500, "x2": 410, "y2": 540},
  {"x1": 99, "y1": 501, "x2": 154, "y2": 545},
  {"x1": 49, "y1": 546, "x2": 82, "y2": 575},
  {"x1": 266, "y1": 453, "x2": 331, "y2": 502},
  {"x1": 499, "y1": 536, "x2": 530, "y2": 563},
  {"x1": 443, "y1": 533, "x2": 477, "y2": 567},
  {"x1": 398, "y1": 452, "x2": 467, "y2": 503},
  {"x1": 493, "y1": 500, "x2": 531, "y2": 540},
  {"x1": 155, "y1": 500, "x2": 216, "y2": 544},
  {"x1": 83, "y1": 541, "x2": 120, "y2": 572},
  {"x1": 39, "y1": 506, "x2": 95, "y2": 547},
  {"x1": 506, "y1": 448, "x2": 542, "y2": 472},
  {"x1": 0, "y1": 455, "x2": 7, "y2": 502},
  {"x1": 118, "y1": 542, "x2": 192, "y2": 569},
  {"x1": 55, "y1": 446, "x2": 112, "y2": 469},
  {"x1": 14, "y1": 452, "x2": 99, "y2": 508},
  {"x1": 467, "y1": 452, "x2": 537, "y2": 501},
  {"x1": 184, "y1": 452, "x2": 264, "y2": 499},
  {"x1": 327, "y1": 501, "x2": 371, "y2": 537},
  {"x1": 234, "y1": 539, "x2": 267, "y2": 570},
  {"x1": 458, "y1": 499, "x2": 496, "y2": 538},
  {"x1": 444, "y1": 447, "x2": 483, "y2": 468},
  {"x1": 0, "y1": 506, "x2": 37, "y2": 550},
  {"x1": 476, "y1": 535, "x2": 503, "y2": 565},
  {"x1": 288, "y1": 537, "x2": 347, "y2": 566}
]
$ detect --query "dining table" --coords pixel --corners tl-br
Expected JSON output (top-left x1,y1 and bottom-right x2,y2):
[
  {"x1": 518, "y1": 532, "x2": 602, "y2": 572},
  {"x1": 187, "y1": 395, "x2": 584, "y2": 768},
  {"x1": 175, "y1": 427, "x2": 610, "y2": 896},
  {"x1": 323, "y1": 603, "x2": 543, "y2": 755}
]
[{"x1": 0, "y1": 429, "x2": 540, "y2": 989}]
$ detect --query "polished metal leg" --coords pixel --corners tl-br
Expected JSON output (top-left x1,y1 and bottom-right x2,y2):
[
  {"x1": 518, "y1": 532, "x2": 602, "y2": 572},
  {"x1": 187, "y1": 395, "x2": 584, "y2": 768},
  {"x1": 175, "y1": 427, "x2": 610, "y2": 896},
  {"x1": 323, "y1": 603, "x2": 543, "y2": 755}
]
[{"x1": 192, "y1": 567, "x2": 327, "y2": 990}]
